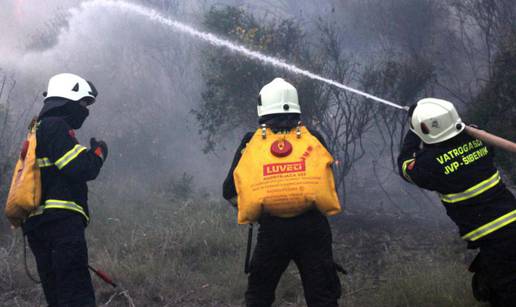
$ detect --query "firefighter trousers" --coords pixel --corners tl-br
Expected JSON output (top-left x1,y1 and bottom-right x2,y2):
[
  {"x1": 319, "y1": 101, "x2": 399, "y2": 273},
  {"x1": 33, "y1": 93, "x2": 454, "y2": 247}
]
[
  {"x1": 245, "y1": 210, "x2": 341, "y2": 307},
  {"x1": 27, "y1": 215, "x2": 95, "y2": 307},
  {"x1": 470, "y1": 235, "x2": 516, "y2": 306}
]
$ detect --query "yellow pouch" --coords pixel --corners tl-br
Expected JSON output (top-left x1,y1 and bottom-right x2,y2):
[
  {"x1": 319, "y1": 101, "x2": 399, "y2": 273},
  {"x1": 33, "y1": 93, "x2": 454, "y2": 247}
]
[
  {"x1": 5, "y1": 127, "x2": 42, "y2": 227},
  {"x1": 234, "y1": 125, "x2": 341, "y2": 224}
]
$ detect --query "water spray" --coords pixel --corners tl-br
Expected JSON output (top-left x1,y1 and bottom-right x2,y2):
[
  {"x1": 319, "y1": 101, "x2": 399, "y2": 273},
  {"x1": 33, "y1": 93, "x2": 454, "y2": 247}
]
[
  {"x1": 82, "y1": 0, "x2": 408, "y2": 111},
  {"x1": 79, "y1": 1, "x2": 516, "y2": 153}
]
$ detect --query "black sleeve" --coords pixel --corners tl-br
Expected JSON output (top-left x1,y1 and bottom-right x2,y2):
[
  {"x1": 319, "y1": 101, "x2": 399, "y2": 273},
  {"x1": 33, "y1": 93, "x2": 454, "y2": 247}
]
[
  {"x1": 222, "y1": 132, "x2": 254, "y2": 201},
  {"x1": 44, "y1": 119, "x2": 103, "y2": 182},
  {"x1": 396, "y1": 130, "x2": 434, "y2": 188}
]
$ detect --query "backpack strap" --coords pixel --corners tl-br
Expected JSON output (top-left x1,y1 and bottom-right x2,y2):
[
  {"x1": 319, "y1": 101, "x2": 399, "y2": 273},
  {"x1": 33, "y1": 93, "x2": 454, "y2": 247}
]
[{"x1": 244, "y1": 223, "x2": 254, "y2": 274}]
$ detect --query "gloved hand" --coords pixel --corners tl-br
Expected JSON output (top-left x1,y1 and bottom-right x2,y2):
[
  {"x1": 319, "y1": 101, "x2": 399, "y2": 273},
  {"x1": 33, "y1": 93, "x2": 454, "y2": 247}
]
[{"x1": 90, "y1": 138, "x2": 108, "y2": 162}]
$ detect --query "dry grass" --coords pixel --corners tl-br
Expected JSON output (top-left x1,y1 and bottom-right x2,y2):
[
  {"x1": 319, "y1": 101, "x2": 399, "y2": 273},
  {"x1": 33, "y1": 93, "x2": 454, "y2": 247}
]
[{"x1": 0, "y1": 197, "x2": 489, "y2": 306}]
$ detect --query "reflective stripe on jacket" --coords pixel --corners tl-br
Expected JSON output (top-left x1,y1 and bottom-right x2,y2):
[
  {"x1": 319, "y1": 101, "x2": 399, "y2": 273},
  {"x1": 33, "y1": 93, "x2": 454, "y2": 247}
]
[
  {"x1": 462, "y1": 209, "x2": 516, "y2": 241},
  {"x1": 440, "y1": 171, "x2": 501, "y2": 204},
  {"x1": 397, "y1": 130, "x2": 516, "y2": 242},
  {"x1": 30, "y1": 199, "x2": 90, "y2": 222},
  {"x1": 27, "y1": 117, "x2": 103, "y2": 227}
]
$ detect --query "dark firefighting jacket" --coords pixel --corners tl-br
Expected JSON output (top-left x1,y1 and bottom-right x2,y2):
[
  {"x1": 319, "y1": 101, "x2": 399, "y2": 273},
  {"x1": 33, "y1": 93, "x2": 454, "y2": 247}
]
[
  {"x1": 398, "y1": 130, "x2": 516, "y2": 244},
  {"x1": 23, "y1": 116, "x2": 103, "y2": 233}
]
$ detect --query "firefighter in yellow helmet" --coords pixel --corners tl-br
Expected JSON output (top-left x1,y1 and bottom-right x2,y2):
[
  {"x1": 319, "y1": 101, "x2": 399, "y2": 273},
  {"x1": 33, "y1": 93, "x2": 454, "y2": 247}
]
[
  {"x1": 223, "y1": 78, "x2": 342, "y2": 307},
  {"x1": 398, "y1": 98, "x2": 516, "y2": 306}
]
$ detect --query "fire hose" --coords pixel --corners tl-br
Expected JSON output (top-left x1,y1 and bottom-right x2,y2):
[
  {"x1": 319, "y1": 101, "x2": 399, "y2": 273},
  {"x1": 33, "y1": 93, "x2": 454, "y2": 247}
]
[
  {"x1": 88, "y1": 265, "x2": 118, "y2": 288},
  {"x1": 464, "y1": 126, "x2": 516, "y2": 154}
]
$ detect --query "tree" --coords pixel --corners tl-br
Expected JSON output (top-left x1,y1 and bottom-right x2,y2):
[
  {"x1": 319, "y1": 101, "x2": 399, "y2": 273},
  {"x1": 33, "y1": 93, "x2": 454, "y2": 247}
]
[
  {"x1": 0, "y1": 73, "x2": 17, "y2": 193},
  {"x1": 468, "y1": 35, "x2": 516, "y2": 183},
  {"x1": 0, "y1": 71, "x2": 39, "y2": 207},
  {"x1": 450, "y1": 0, "x2": 516, "y2": 76},
  {"x1": 194, "y1": 6, "x2": 322, "y2": 153},
  {"x1": 0, "y1": 72, "x2": 20, "y2": 230},
  {"x1": 446, "y1": 0, "x2": 516, "y2": 183},
  {"x1": 328, "y1": 0, "x2": 442, "y2": 169},
  {"x1": 195, "y1": 6, "x2": 380, "y2": 196},
  {"x1": 310, "y1": 20, "x2": 380, "y2": 194},
  {"x1": 361, "y1": 58, "x2": 434, "y2": 168}
]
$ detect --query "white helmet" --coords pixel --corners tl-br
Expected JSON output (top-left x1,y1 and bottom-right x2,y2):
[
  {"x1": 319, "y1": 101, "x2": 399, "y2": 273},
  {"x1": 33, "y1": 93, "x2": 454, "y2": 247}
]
[
  {"x1": 44, "y1": 73, "x2": 97, "y2": 104},
  {"x1": 410, "y1": 98, "x2": 465, "y2": 144},
  {"x1": 258, "y1": 78, "x2": 301, "y2": 117}
]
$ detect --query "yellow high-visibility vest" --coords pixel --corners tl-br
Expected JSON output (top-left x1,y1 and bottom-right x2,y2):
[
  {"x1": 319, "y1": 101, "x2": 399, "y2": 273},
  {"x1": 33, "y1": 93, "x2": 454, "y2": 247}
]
[{"x1": 233, "y1": 125, "x2": 341, "y2": 224}]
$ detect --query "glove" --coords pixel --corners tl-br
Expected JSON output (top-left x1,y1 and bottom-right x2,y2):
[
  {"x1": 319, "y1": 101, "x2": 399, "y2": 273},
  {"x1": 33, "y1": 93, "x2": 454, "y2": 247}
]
[{"x1": 90, "y1": 138, "x2": 108, "y2": 162}]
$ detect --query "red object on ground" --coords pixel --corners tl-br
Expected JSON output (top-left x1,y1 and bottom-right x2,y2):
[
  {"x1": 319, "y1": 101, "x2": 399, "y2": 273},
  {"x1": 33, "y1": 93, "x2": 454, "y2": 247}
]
[{"x1": 88, "y1": 265, "x2": 117, "y2": 288}]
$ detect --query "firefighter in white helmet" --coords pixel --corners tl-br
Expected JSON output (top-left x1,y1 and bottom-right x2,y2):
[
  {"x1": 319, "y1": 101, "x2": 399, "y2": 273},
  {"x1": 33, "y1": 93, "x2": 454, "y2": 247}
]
[
  {"x1": 398, "y1": 98, "x2": 516, "y2": 305},
  {"x1": 223, "y1": 78, "x2": 343, "y2": 307},
  {"x1": 24, "y1": 73, "x2": 108, "y2": 307}
]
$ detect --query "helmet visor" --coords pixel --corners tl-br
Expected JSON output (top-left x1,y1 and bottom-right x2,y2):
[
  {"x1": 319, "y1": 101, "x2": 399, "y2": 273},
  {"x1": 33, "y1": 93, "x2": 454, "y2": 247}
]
[{"x1": 85, "y1": 81, "x2": 98, "y2": 105}]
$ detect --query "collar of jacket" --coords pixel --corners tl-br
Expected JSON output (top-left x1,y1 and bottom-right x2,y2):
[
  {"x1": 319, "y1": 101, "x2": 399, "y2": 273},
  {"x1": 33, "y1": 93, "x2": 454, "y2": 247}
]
[
  {"x1": 39, "y1": 97, "x2": 70, "y2": 118},
  {"x1": 258, "y1": 114, "x2": 301, "y2": 133}
]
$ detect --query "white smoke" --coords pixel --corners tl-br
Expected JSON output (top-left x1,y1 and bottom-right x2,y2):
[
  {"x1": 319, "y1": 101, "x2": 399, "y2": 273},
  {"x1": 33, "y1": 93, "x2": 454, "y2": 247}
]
[{"x1": 0, "y1": 0, "x2": 228, "y2": 192}]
